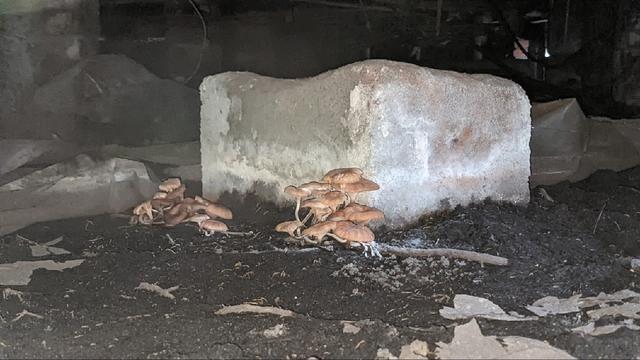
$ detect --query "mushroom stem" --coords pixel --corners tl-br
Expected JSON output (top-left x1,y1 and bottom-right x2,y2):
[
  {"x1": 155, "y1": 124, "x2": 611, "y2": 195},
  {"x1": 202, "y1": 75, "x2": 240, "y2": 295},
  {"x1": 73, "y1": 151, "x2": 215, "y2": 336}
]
[
  {"x1": 301, "y1": 210, "x2": 313, "y2": 225},
  {"x1": 294, "y1": 197, "x2": 302, "y2": 223},
  {"x1": 325, "y1": 233, "x2": 347, "y2": 244}
]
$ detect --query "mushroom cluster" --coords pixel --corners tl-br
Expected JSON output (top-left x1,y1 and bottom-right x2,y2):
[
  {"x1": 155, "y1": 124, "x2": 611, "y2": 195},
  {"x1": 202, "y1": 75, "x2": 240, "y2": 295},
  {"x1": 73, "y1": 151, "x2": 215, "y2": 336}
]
[
  {"x1": 131, "y1": 178, "x2": 233, "y2": 236},
  {"x1": 275, "y1": 168, "x2": 384, "y2": 257}
]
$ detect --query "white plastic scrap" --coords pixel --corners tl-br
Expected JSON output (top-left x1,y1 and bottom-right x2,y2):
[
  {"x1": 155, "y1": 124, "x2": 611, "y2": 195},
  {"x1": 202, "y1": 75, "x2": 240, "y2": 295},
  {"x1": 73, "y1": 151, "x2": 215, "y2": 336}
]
[
  {"x1": 440, "y1": 294, "x2": 536, "y2": 321},
  {"x1": 435, "y1": 319, "x2": 575, "y2": 359},
  {"x1": 263, "y1": 324, "x2": 287, "y2": 338},
  {"x1": 25, "y1": 236, "x2": 71, "y2": 257},
  {"x1": 572, "y1": 320, "x2": 640, "y2": 336},
  {"x1": 375, "y1": 340, "x2": 429, "y2": 360},
  {"x1": 0, "y1": 259, "x2": 85, "y2": 286},
  {"x1": 527, "y1": 289, "x2": 640, "y2": 317}
]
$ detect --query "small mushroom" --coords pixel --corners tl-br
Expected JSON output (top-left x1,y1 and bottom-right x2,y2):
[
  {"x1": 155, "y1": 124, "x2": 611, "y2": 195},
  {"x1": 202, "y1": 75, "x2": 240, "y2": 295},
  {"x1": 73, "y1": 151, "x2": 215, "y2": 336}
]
[
  {"x1": 284, "y1": 185, "x2": 309, "y2": 222},
  {"x1": 275, "y1": 220, "x2": 304, "y2": 238},
  {"x1": 200, "y1": 219, "x2": 229, "y2": 236},
  {"x1": 318, "y1": 191, "x2": 349, "y2": 211},
  {"x1": 164, "y1": 207, "x2": 189, "y2": 227},
  {"x1": 151, "y1": 198, "x2": 175, "y2": 210},
  {"x1": 302, "y1": 221, "x2": 337, "y2": 243},
  {"x1": 159, "y1": 178, "x2": 182, "y2": 192},
  {"x1": 322, "y1": 168, "x2": 363, "y2": 184},
  {"x1": 133, "y1": 200, "x2": 153, "y2": 221},
  {"x1": 335, "y1": 178, "x2": 379, "y2": 202},
  {"x1": 298, "y1": 181, "x2": 333, "y2": 196},
  {"x1": 204, "y1": 203, "x2": 233, "y2": 220},
  {"x1": 301, "y1": 198, "x2": 333, "y2": 223},
  {"x1": 194, "y1": 195, "x2": 214, "y2": 206},
  {"x1": 187, "y1": 214, "x2": 210, "y2": 226},
  {"x1": 165, "y1": 184, "x2": 186, "y2": 202},
  {"x1": 332, "y1": 221, "x2": 379, "y2": 257},
  {"x1": 341, "y1": 203, "x2": 385, "y2": 224},
  {"x1": 152, "y1": 192, "x2": 168, "y2": 199}
]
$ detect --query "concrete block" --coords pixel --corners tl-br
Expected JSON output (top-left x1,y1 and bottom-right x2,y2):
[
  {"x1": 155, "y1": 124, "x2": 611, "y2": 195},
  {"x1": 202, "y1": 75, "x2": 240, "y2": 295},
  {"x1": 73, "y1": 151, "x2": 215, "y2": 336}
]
[{"x1": 200, "y1": 60, "x2": 531, "y2": 227}]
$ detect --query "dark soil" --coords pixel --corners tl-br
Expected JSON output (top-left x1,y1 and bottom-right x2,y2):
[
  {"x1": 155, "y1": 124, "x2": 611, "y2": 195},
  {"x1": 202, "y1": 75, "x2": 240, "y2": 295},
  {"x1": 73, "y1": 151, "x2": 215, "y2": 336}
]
[{"x1": 1, "y1": 169, "x2": 639, "y2": 359}]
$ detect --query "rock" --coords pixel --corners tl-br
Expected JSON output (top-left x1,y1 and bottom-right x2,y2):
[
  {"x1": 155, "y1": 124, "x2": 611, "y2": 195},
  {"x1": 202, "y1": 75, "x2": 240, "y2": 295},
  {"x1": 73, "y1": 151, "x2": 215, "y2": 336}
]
[{"x1": 200, "y1": 60, "x2": 531, "y2": 227}]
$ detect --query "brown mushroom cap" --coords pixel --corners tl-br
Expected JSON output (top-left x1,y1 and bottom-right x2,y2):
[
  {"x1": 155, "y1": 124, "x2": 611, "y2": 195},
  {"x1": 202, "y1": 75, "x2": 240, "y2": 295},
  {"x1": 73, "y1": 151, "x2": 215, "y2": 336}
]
[
  {"x1": 298, "y1": 181, "x2": 333, "y2": 196},
  {"x1": 165, "y1": 184, "x2": 186, "y2": 201},
  {"x1": 335, "y1": 178, "x2": 380, "y2": 194},
  {"x1": 301, "y1": 198, "x2": 331, "y2": 210},
  {"x1": 334, "y1": 221, "x2": 375, "y2": 243},
  {"x1": 317, "y1": 191, "x2": 348, "y2": 211},
  {"x1": 164, "y1": 208, "x2": 189, "y2": 226},
  {"x1": 322, "y1": 168, "x2": 363, "y2": 184},
  {"x1": 200, "y1": 219, "x2": 229, "y2": 233},
  {"x1": 327, "y1": 209, "x2": 347, "y2": 221},
  {"x1": 204, "y1": 203, "x2": 233, "y2": 220},
  {"x1": 187, "y1": 214, "x2": 210, "y2": 225},
  {"x1": 133, "y1": 201, "x2": 153, "y2": 220},
  {"x1": 346, "y1": 209, "x2": 384, "y2": 224},
  {"x1": 275, "y1": 220, "x2": 303, "y2": 237},
  {"x1": 151, "y1": 198, "x2": 175, "y2": 209},
  {"x1": 194, "y1": 195, "x2": 213, "y2": 206},
  {"x1": 284, "y1": 185, "x2": 309, "y2": 198},
  {"x1": 152, "y1": 192, "x2": 168, "y2": 199},
  {"x1": 302, "y1": 221, "x2": 337, "y2": 240},
  {"x1": 159, "y1": 178, "x2": 182, "y2": 192}
]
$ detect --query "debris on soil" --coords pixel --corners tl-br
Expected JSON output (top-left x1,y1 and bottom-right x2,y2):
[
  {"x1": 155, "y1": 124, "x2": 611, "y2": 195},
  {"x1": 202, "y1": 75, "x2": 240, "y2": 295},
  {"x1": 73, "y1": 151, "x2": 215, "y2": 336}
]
[
  {"x1": 440, "y1": 294, "x2": 536, "y2": 321},
  {"x1": 526, "y1": 289, "x2": 640, "y2": 317},
  {"x1": 435, "y1": 319, "x2": 575, "y2": 359},
  {"x1": 341, "y1": 321, "x2": 362, "y2": 334},
  {"x1": 587, "y1": 303, "x2": 640, "y2": 320},
  {"x1": 135, "y1": 282, "x2": 179, "y2": 300},
  {"x1": 378, "y1": 245, "x2": 509, "y2": 266},
  {"x1": 398, "y1": 340, "x2": 430, "y2": 359},
  {"x1": 2, "y1": 288, "x2": 24, "y2": 302},
  {"x1": 572, "y1": 320, "x2": 640, "y2": 336},
  {"x1": 11, "y1": 309, "x2": 44, "y2": 322},
  {"x1": 214, "y1": 304, "x2": 297, "y2": 317},
  {"x1": 17, "y1": 235, "x2": 71, "y2": 257},
  {"x1": 0, "y1": 259, "x2": 84, "y2": 286},
  {"x1": 262, "y1": 324, "x2": 287, "y2": 338}
]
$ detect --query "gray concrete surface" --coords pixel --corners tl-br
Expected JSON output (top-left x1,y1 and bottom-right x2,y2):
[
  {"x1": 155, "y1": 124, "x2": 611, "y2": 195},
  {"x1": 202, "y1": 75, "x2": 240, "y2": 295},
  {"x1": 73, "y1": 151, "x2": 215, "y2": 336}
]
[{"x1": 200, "y1": 60, "x2": 531, "y2": 227}]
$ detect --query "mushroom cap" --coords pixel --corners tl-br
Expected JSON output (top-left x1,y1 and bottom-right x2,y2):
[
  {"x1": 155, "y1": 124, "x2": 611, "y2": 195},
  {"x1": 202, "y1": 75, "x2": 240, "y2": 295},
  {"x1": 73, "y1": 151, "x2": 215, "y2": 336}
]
[
  {"x1": 152, "y1": 192, "x2": 168, "y2": 199},
  {"x1": 165, "y1": 184, "x2": 186, "y2": 201},
  {"x1": 133, "y1": 200, "x2": 153, "y2": 220},
  {"x1": 302, "y1": 221, "x2": 337, "y2": 240},
  {"x1": 187, "y1": 214, "x2": 210, "y2": 225},
  {"x1": 327, "y1": 209, "x2": 347, "y2": 221},
  {"x1": 346, "y1": 209, "x2": 385, "y2": 224},
  {"x1": 335, "y1": 178, "x2": 379, "y2": 194},
  {"x1": 275, "y1": 220, "x2": 302, "y2": 237},
  {"x1": 150, "y1": 198, "x2": 175, "y2": 209},
  {"x1": 322, "y1": 168, "x2": 363, "y2": 184},
  {"x1": 182, "y1": 197, "x2": 196, "y2": 204},
  {"x1": 164, "y1": 208, "x2": 189, "y2": 226},
  {"x1": 284, "y1": 185, "x2": 309, "y2": 198},
  {"x1": 318, "y1": 191, "x2": 348, "y2": 210},
  {"x1": 301, "y1": 198, "x2": 331, "y2": 210},
  {"x1": 158, "y1": 178, "x2": 182, "y2": 192},
  {"x1": 334, "y1": 221, "x2": 375, "y2": 243},
  {"x1": 204, "y1": 203, "x2": 233, "y2": 220},
  {"x1": 200, "y1": 219, "x2": 229, "y2": 233},
  {"x1": 298, "y1": 181, "x2": 333, "y2": 196},
  {"x1": 194, "y1": 195, "x2": 213, "y2": 206}
]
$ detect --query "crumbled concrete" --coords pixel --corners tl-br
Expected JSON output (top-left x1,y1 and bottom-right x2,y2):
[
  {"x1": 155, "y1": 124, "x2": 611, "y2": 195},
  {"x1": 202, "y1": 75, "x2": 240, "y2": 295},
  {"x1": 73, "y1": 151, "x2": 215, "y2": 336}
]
[{"x1": 200, "y1": 60, "x2": 531, "y2": 227}]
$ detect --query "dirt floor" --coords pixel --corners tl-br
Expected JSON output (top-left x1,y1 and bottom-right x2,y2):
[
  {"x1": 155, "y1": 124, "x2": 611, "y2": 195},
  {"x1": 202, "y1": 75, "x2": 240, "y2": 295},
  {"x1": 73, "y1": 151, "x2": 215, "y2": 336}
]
[{"x1": 1, "y1": 169, "x2": 640, "y2": 359}]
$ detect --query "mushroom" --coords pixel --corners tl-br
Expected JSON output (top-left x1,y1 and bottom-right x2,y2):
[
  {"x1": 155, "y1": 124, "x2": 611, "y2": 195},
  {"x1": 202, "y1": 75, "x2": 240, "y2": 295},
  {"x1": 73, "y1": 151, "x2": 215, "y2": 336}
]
[
  {"x1": 194, "y1": 195, "x2": 214, "y2": 206},
  {"x1": 187, "y1": 213, "x2": 210, "y2": 226},
  {"x1": 298, "y1": 181, "x2": 333, "y2": 196},
  {"x1": 301, "y1": 221, "x2": 337, "y2": 243},
  {"x1": 341, "y1": 203, "x2": 384, "y2": 225},
  {"x1": 275, "y1": 220, "x2": 304, "y2": 238},
  {"x1": 153, "y1": 192, "x2": 168, "y2": 199},
  {"x1": 165, "y1": 184, "x2": 186, "y2": 202},
  {"x1": 164, "y1": 206, "x2": 189, "y2": 227},
  {"x1": 284, "y1": 185, "x2": 309, "y2": 222},
  {"x1": 159, "y1": 178, "x2": 182, "y2": 192},
  {"x1": 331, "y1": 221, "x2": 380, "y2": 257},
  {"x1": 133, "y1": 200, "x2": 154, "y2": 222},
  {"x1": 322, "y1": 168, "x2": 363, "y2": 184},
  {"x1": 204, "y1": 203, "x2": 233, "y2": 220},
  {"x1": 301, "y1": 198, "x2": 333, "y2": 223},
  {"x1": 200, "y1": 219, "x2": 229, "y2": 236},
  {"x1": 335, "y1": 178, "x2": 379, "y2": 202}
]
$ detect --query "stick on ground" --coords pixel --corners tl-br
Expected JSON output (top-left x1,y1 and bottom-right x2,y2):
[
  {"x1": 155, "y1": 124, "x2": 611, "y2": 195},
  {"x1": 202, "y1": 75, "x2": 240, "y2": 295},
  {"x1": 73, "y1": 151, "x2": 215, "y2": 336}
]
[
  {"x1": 377, "y1": 244, "x2": 509, "y2": 266},
  {"x1": 215, "y1": 304, "x2": 297, "y2": 317}
]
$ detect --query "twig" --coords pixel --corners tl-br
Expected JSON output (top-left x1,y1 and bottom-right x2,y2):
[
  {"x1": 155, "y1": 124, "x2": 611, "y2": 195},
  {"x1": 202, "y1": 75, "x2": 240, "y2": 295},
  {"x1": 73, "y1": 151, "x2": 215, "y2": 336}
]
[
  {"x1": 593, "y1": 200, "x2": 608, "y2": 235},
  {"x1": 377, "y1": 244, "x2": 509, "y2": 266},
  {"x1": 2, "y1": 288, "x2": 24, "y2": 302},
  {"x1": 12, "y1": 309, "x2": 43, "y2": 322},
  {"x1": 215, "y1": 304, "x2": 297, "y2": 317},
  {"x1": 538, "y1": 188, "x2": 555, "y2": 202},
  {"x1": 223, "y1": 231, "x2": 254, "y2": 237}
]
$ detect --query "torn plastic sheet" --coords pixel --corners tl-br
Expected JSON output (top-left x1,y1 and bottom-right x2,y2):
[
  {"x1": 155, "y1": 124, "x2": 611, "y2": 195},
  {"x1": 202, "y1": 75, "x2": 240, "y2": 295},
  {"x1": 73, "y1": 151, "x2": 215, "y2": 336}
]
[
  {"x1": 0, "y1": 259, "x2": 85, "y2": 286},
  {"x1": 0, "y1": 139, "x2": 80, "y2": 176},
  {"x1": 0, "y1": 155, "x2": 157, "y2": 236},
  {"x1": 435, "y1": 319, "x2": 575, "y2": 359},
  {"x1": 100, "y1": 141, "x2": 200, "y2": 166},
  {"x1": 526, "y1": 290, "x2": 640, "y2": 317},
  {"x1": 440, "y1": 294, "x2": 536, "y2": 321}
]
